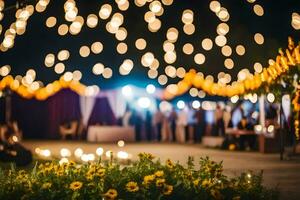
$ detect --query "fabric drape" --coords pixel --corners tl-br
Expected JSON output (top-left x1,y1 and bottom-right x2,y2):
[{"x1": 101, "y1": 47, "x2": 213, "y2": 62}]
[{"x1": 79, "y1": 96, "x2": 96, "y2": 127}]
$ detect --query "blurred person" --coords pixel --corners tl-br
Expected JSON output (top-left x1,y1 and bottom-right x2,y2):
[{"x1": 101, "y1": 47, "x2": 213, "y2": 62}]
[
  {"x1": 237, "y1": 116, "x2": 256, "y2": 150},
  {"x1": 122, "y1": 107, "x2": 132, "y2": 127},
  {"x1": 153, "y1": 108, "x2": 164, "y2": 141},
  {"x1": 161, "y1": 114, "x2": 171, "y2": 141},
  {"x1": 194, "y1": 106, "x2": 206, "y2": 142},
  {"x1": 187, "y1": 105, "x2": 196, "y2": 143},
  {"x1": 214, "y1": 105, "x2": 225, "y2": 136},
  {"x1": 130, "y1": 110, "x2": 143, "y2": 142},
  {"x1": 266, "y1": 104, "x2": 278, "y2": 127},
  {"x1": 168, "y1": 108, "x2": 177, "y2": 142},
  {"x1": 223, "y1": 105, "x2": 232, "y2": 129},
  {"x1": 231, "y1": 104, "x2": 244, "y2": 128},
  {"x1": 145, "y1": 110, "x2": 153, "y2": 141},
  {"x1": 176, "y1": 108, "x2": 188, "y2": 143}
]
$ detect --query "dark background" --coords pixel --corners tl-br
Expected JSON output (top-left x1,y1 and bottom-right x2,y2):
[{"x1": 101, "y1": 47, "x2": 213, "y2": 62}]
[{"x1": 0, "y1": 0, "x2": 299, "y2": 90}]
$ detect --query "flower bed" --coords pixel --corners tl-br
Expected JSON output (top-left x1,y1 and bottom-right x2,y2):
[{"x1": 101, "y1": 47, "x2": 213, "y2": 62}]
[{"x1": 0, "y1": 153, "x2": 278, "y2": 200}]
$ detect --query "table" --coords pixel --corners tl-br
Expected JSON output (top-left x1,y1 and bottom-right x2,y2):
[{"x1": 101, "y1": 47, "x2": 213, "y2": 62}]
[
  {"x1": 225, "y1": 128, "x2": 257, "y2": 150},
  {"x1": 87, "y1": 126, "x2": 135, "y2": 142},
  {"x1": 226, "y1": 128, "x2": 256, "y2": 136}
]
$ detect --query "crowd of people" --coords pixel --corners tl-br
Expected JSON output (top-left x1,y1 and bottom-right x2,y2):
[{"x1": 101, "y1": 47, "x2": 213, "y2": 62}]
[{"x1": 119, "y1": 101, "x2": 278, "y2": 147}]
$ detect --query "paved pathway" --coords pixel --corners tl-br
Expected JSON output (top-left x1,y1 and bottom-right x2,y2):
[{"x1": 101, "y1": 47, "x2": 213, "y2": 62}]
[{"x1": 23, "y1": 141, "x2": 300, "y2": 200}]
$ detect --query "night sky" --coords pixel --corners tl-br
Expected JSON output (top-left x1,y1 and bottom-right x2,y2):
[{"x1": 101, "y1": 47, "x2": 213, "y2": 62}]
[{"x1": 0, "y1": 0, "x2": 299, "y2": 93}]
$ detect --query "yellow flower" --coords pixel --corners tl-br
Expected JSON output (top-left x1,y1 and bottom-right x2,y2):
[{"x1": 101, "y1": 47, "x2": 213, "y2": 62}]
[
  {"x1": 156, "y1": 178, "x2": 165, "y2": 187},
  {"x1": 138, "y1": 153, "x2": 155, "y2": 160},
  {"x1": 166, "y1": 159, "x2": 174, "y2": 169},
  {"x1": 143, "y1": 175, "x2": 155, "y2": 185},
  {"x1": 73, "y1": 168, "x2": 81, "y2": 174},
  {"x1": 163, "y1": 184, "x2": 173, "y2": 195},
  {"x1": 18, "y1": 170, "x2": 26, "y2": 176},
  {"x1": 202, "y1": 179, "x2": 211, "y2": 187},
  {"x1": 104, "y1": 189, "x2": 118, "y2": 200},
  {"x1": 154, "y1": 170, "x2": 164, "y2": 177},
  {"x1": 68, "y1": 161, "x2": 76, "y2": 167},
  {"x1": 38, "y1": 164, "x2": 44, "y2": 169},
  {"x1": 85, "y1": 173, "x2": 93, "y2": 181},
  {"x1": 70, "y1": 181, "x2": 83, "y2": 191},
  {"x1": 96, "y1": 168, "x2": 106, "y2": 177},
  {"x1": 193, "y1": 179, "x2": 200, "y2": 187},
  {"x1": 42, "y1": 182, "x2": 52, "y2": 190},
  {"x1": 126, "y1": 182, "x2": 139, "y2": 192}
]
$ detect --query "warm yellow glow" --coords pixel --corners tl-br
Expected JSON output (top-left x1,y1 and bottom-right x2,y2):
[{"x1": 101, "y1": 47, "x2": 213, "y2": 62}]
[
  {"x1": 217, "y1": 7, "x2": 229, "y2": 21},
  {"x1": 224, "y1": 58, "x2": 234, "y2": 69},
  {"x1": 118, "y1": 1, "x2": 129, "y2": 11},
  {"x1": 166, "y1": 27, "x2": 178, "y2": 42},
  {"x1": 182, "y1": 9, "x2": 194, "y2": 24},
  {"x1": 93, "y1": 63, "x2": 105, "y2": 75},
  {"x1": 183, "y1": 24, "x2": 195, "y2": 35},
  {"x1": 58, "y1": 24, "x2": 69, "y2": 36},
  {"x1": 46, "y1": 16, "x2": 57, "y2": 28},
  {"x1": 198, "y1": 90, "x2": 206, "y2": 98},
  {"x1": 148, "y1": 69, "x2": 158, "y2": 79},
  {"x1": 79, "y1": 46, "x2": 90, "y2": 57},
  {"x1": 135, "y1": 38, "x2": 147, "y2": 50},
  {"x1": 189, "y1": 88, "x2": 198, "y2": 97},
  {"x1": 254, "y1": 33, "x2": 264, "y2": 45},
  {"x1": 254, "y1": 62, "x2": 262, "y2": 73},
  {"x1": 44, "y1": 53, "x2": 55, "y2": 67},
  {"x1": 217, "y1": 23, "x2": 229, "y2": 35},
  {"x1": 111, "y1": 13, "x2": 124, "y2": 28},
  {"x1": 150, "y1": 59, "x2": 160, "y2": 70},
  {"x1": 102, "y1": 68, "x2": 113, "y2": 79},
  {"x1": 99, "y1": 4, "x2": 112, "y2": 20},
  {"x1": 148, "y1": 18, "x2": 161, "y2": 32},
  {"x1": 149, "y1": 1, "x2": 162, "y2": 13},
  {"x1": 73, "y1": 70, "x2": 82, "y2": 81},
  {"x1": 176, "y1": 67, "x2": 186, "y2": 78},
  {"x1": 194, "y1": 53, "x2": 206, "y2": 65},
  {"x1": 119, "y1": 59, "x2": 134, "y2": 75},
  {"x1": 143, "y1": 52, "x2": 155, "y2": 66},
  {"x1": 164, "y1": 51, "x2": 177, "y2": 64},
  {"x1": 116, "y1": 42, "x2": 128, "y2": 54},
  {"x1": 144, "y1": 11, "x2": 156, "y2": 23},
  {"x1": 91, "y1": 41, "x2": 103, "y2": 54},
  {"x1": 87, "y1": 14, "x2": 98, "y2": 28},
  {"x1": 162, "y1": 0, "x2": 173, "y2": 6},
  {"x1": 165, "y1": 65, "x2": 176, "y2": 78},
  {"x1": 158, "y1": 74, "x2": 168, "y2": 85},
  {"x1": 63, "y1": 71, "x2": 73, "y2": 82},
  {"x1": 115, "y1": 27, "x2": 127, "y2": 41},
  {"x1": 221, "y1": 45, "x2": 232, "y2": 57},
  {"x1": 202, "y1": 38, "x2": 213, "y2": 51},
  {"x1": 236, "y1": 45, "x2": 246, "y2": 56},
  {"x1": 182, "y1": 43, "x2": 194, "y2": 55},
  {"x1": 0, "y1": 65, "x2": 11, "y2": 76},
  {"x1": 291, "y1": 12, "x2": 300, "y2": 30},
  {"x1": 57, "y1": 49, "x2": 70, "y2": 61},
  {"x1": 253, "y1": 4, "x2": 264, "y2": 16},
  {"x1": 54, "y1": 63, "x2": 65, "y2": 74},
  {"x1": 209, "y1": 1, "x2": 221, "y2": 13},
  {"x1": 215, "y1": 35, "x2": 227, "y2": 47},
  {"x1": 163, "y1": 41, "x2": 175, "y2": 52}
]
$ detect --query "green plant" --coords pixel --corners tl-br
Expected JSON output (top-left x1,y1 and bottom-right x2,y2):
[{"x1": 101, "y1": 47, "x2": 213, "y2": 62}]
[{"x1": 0, "y1": 153, "x2": 279, "y2": 200}]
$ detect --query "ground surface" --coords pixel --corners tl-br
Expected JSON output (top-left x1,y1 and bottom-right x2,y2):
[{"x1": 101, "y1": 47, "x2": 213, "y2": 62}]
[{"x1": 19, "y1": 141, "x2": 300, "y2": 200}]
